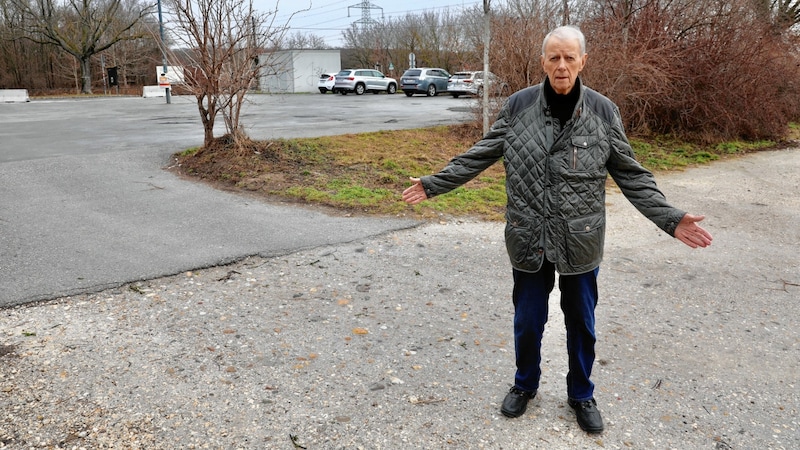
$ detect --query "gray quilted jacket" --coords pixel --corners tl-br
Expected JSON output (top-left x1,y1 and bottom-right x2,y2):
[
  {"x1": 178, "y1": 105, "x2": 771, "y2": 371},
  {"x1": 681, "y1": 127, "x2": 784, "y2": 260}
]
[{"x1": 420, "y1": 78, "x2": 685, "y2": 274}]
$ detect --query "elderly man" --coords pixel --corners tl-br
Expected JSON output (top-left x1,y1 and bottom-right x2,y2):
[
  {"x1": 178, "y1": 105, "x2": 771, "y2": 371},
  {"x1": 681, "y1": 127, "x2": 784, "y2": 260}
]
[{"x1": 402, "y1": 25, "x2": 712, "y2": 434}]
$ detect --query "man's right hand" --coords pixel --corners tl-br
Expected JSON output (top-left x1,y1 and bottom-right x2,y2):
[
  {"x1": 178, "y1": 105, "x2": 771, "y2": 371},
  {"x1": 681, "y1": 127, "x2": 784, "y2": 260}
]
[
  {"x1": 402, "y1": 177, "x2": 428, "y2": 205},
  {"x1": 674, "y1": 213, "x2": 713, "y2": 248}
]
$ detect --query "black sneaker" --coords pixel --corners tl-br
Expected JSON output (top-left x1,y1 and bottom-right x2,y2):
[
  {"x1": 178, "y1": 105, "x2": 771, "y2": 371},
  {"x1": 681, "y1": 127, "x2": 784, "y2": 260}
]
[
  {"x1": 500, "y1": 387, "x2": 536, "y2": 418},
  {"x1": 568, "y1": 398, "x2": 604, "y2": 433}
]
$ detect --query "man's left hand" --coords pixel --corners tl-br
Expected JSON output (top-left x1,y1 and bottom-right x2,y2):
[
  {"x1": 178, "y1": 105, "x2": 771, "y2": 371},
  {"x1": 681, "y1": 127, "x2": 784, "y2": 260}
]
[{"x1": 674, "y1": 214, "x2": 713, "y2": 248}]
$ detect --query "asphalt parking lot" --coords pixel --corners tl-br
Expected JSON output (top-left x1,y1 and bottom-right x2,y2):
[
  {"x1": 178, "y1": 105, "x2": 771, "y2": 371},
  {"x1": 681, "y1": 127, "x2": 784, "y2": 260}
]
[
  {"x1": 0, "y1": 93, "x2": 474, "y2": 306},
  {"x1": 1, "y1": 93, "x2": 474, "y2": 163}
]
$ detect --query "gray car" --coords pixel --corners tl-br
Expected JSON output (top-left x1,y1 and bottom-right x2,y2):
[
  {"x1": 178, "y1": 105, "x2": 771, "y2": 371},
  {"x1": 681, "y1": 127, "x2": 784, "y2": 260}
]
[
  {"x1": 400, "y1": 68, "x2": 451, "y2": 97},
  {"x1": 334, "y1": 69, "x2": 397, "y2": 95}
]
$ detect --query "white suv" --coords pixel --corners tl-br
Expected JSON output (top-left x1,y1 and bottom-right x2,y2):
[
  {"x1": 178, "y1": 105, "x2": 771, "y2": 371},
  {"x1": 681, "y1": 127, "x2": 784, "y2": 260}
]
[{"x1": 334, "y1": 69, "x2": 398, "y2": 95}]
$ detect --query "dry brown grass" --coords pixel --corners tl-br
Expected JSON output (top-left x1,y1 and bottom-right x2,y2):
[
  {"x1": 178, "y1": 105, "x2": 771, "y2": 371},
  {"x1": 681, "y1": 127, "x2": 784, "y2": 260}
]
[{"x1": 170, "y1": 123, "x2": 509, "y2": 220}]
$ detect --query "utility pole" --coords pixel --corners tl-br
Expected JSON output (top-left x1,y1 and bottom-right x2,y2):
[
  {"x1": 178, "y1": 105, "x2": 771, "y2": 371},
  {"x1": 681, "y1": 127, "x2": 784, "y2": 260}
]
[
  {"x1": 157, "y1": 0, "x2": 171, "y2": 104},
  {"x1": 482, "y1": 0, "x2": 491, "y2": 134}
]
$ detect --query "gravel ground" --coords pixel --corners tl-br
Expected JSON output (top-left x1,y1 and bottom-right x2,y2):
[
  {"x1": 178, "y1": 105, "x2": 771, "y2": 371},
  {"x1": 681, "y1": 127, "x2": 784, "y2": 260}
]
[{"x1": 1, "y1": 149, "x2": 798, "y2": 449}]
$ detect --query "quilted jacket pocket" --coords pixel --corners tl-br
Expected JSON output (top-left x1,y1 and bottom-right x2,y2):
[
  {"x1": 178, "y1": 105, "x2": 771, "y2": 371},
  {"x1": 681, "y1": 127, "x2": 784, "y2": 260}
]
[
  {"x1": 504, "y1": 209, "x2": 543, "y2": 271},
  {"x1": 565, "y1": 211, "x2": 605, "y2": 268},
  {"x1": 569, "y1": 135, "x2": 605, "y2": 173}
]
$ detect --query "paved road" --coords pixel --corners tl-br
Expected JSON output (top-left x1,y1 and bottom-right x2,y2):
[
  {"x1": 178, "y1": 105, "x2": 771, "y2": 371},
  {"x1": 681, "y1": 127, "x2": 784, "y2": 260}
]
[{"x1": 0, "y1": 93, "x2": 474, "y2": 306}]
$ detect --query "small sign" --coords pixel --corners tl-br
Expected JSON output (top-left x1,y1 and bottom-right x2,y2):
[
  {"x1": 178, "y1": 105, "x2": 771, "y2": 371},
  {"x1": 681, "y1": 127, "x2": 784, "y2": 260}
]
[
  {"x1": 158, "y1": 74, "x2": 170, "y2": 88},
  {"x1": 107, "y1": 67, "x2": 118, "y2": 86}
]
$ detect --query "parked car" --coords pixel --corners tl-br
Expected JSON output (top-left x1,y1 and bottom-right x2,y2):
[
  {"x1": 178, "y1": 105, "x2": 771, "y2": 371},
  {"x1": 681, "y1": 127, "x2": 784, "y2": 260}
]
[
  {"x1": 447, "y1": 71, "x2": 508, "y2": 98},
  {"x1": 318, "y1": 73, "x2": 336, "y2": 93},
  {"x1": 333, "y1": 69, "x2": 397, "y2": 95},
  {"x1": 400, "y1": 68, "x2": 451, "y2": 97}
]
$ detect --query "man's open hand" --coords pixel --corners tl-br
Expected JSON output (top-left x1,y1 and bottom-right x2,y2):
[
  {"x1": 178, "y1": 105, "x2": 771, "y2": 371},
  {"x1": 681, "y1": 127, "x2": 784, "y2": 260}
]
[
  {"x1": 674, "y1": 214, "x2": 713, "y2": 248},
  {"x1": 402, "y1": 177, "x2": 428, "y2": 205}
]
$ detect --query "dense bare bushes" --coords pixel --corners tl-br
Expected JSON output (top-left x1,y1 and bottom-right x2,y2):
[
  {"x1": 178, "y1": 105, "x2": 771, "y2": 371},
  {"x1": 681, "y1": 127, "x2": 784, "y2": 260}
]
[
  {"x1": 577, "y1": 0, "x2": 800, "y2": 141},
  {"x1": 457, "y1": 0, "x2": 800, "y2": 142}
]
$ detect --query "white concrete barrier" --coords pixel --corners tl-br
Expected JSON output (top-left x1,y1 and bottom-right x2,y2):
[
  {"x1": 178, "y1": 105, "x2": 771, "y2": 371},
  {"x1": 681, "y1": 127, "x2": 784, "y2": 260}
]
[
  {"x1": 0, "y1": 89, "x2": 30, "y2": 102},
  {"x1": 142, "y1": 85, "x2": 167, "y2": 98}
]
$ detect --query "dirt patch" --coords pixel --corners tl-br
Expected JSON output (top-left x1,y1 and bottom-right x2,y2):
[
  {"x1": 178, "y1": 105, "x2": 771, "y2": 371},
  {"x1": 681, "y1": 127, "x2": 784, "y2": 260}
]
[
  {"x1": 0, "y1": 345, "x2": 16, "y2": 358},
  {"x1": 167, "y1": 135, "x2": 375, "y2": 217}
]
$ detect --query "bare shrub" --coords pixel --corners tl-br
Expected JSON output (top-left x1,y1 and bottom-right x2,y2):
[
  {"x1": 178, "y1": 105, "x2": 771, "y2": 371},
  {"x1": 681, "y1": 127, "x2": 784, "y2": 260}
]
[
  {"x1": 479, "y1": 0, "x2": 800, "y2": 141},
  {"x1": 582, "y1": 0, "x2": 800, "y2": 141}
]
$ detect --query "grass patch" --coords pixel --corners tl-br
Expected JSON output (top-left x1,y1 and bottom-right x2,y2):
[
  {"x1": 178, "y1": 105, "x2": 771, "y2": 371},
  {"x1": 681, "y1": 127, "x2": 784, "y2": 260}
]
[
  {"x1": 171, "y1": 124, "x2": 789, "y2": 222},
  {"x1": 787, "y1": 122, "x2": 800, "y2": 140}
]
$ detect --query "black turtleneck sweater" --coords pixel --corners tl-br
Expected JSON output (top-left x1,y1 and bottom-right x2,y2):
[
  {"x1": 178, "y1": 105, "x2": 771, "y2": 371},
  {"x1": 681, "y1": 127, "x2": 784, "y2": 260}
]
[{"x1": 544, "y1": 79, "x2": 580, "y2": 127}]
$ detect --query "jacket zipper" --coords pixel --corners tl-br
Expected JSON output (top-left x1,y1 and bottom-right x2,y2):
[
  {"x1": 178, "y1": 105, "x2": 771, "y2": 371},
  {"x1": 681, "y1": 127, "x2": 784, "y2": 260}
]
[{"x1": 572, "y1": 146, "x2": 577, "y2": 170}]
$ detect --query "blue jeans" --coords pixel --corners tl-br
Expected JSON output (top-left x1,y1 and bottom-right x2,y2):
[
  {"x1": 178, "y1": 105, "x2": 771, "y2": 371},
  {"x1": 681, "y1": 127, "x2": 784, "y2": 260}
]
[{"x1": 512, "y1": 261, "x2": 599, "y2": 401}]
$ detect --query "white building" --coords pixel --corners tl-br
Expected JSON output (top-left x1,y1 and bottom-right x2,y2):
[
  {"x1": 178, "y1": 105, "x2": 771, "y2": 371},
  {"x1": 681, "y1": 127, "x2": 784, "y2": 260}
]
[{"x1": 258, "y1": 49, "x2": 341, "y2": 94}]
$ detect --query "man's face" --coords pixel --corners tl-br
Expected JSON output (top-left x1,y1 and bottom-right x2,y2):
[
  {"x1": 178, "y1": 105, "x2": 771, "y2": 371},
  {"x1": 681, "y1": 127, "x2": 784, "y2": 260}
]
[{"x1": 540, "y1": 35, "x2": 587, "y2": 95}]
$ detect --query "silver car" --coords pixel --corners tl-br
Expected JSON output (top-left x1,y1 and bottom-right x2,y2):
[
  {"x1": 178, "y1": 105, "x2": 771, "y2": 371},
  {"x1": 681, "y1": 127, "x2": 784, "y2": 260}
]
[
  {"x1": 447, "y1": 71, "x2": 508, "y2": 98},
  {"x1": 334, "y1": 69, "x2": 398, "y2": 95}
]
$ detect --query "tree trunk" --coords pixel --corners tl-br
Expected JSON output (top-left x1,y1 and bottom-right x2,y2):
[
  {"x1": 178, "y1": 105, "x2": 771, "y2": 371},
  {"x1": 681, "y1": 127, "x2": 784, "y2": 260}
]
[
  {"x1": 197, "y1": 95, "x2": 216, "y2": 147},
  {"x1": 80, "y1": 56, "x2": 93, "y2": 94}
]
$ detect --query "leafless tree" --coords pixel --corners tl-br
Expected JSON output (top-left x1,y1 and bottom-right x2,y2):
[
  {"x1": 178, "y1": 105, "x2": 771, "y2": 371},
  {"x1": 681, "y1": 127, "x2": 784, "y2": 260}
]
[
  {"x1": 104, "y1": 29, "x2": 162, "y2": 88},
  {"x1": 280, "y1": 30, "x2": 330, "y2": 49},
  {"x1": 165, "y1": 0, "x2": 294, "y2": 147},
  {"x1": 9, "y1": 0, "x2": 155, "y2": 94},
  {"x1": 489, "y1": 0, "x2": 562, "y2": 92},
  {"x1": 341, "y1": 10, "x2": 465, "y2": 74},
  {"x1": 342, "y1": 21, "x2": 385, "y2": 69}
]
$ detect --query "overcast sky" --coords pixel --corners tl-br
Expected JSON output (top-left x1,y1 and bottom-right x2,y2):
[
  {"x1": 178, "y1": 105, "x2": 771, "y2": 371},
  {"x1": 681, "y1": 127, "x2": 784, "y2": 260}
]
[{"x1": 258, "y1": 0, "x2": 482, "y2": 47}]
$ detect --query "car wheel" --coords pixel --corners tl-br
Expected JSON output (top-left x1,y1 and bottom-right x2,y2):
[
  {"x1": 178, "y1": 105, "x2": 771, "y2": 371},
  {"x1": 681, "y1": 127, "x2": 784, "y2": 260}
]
[
  {"x1": 387, "y1": 84, "x2": 397, "y2": 94},
  {"x1": 477, "y1": 86, "x2": 484, "y2": 97},
  {"x1": 451, "y1": 93, "x2": 460, "y2": 98},
  {"x1": 355, "y1": 84, "x2": 366, "y2": 95},
  {"x1": 426, "y1": 84, "x2": 437, "y2": 97},
  {"x1": 340, "y1": 90, "x2": 348, "y2": 95},
  {"x1": 404, "y1": 91, "x2": 414, "y2": 97}
]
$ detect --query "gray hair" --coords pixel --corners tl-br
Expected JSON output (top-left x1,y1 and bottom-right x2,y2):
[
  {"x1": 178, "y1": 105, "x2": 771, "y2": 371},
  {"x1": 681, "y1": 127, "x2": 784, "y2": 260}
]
[{"x1": 541, "y1": 25, "x2": 586, "y2": 56}]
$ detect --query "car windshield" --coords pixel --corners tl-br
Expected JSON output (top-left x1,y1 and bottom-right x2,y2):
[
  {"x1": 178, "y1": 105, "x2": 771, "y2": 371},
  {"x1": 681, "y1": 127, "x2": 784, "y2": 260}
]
[
  {"x1": 452, "y1": 73, "x2": 473, "y2": 79},
  {"x1": 320, "y1": 74, "x2": 331, "y2": 79},
  {"x1": 403, "y1": 70, "x2": 422, "y2": 77},
  {"x1": 336, "y1": 70, "x2": 351, "y2": 76}
]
